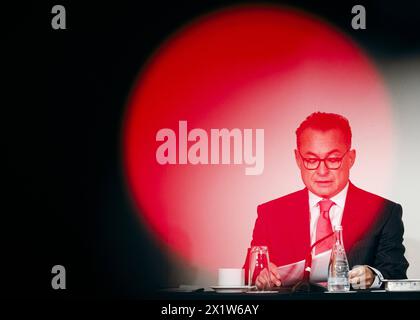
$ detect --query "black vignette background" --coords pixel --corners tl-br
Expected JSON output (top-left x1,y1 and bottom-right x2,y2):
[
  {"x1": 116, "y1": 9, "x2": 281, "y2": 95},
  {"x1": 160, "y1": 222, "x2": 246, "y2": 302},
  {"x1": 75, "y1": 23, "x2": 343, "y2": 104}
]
[{"x1": 3, "y1": 0, "x2": 420, "y2": 299}]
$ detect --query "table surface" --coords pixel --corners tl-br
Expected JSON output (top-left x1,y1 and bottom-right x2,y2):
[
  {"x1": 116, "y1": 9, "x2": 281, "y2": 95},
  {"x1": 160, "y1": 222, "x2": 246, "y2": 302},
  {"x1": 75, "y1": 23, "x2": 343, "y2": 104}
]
[{"x1": 156, "y1": 289, "x2": 420, "y2": 300}]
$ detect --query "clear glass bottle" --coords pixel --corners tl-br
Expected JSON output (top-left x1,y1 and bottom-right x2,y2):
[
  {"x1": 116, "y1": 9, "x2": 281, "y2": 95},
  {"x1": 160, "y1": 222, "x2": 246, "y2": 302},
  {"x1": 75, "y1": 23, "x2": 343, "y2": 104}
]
[{"x1": 328, "y1": 225, "x2": 350, "y2": 292}]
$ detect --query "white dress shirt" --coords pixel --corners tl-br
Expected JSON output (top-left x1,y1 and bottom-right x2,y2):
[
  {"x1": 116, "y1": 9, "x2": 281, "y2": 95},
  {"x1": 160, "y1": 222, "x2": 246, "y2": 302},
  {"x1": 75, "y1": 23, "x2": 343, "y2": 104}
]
[
  {"x1": 307, "y1": 182, "x2": 382, "y2": 288},
  {"x1": 308, "y1": 182, "x2": 349, "y2": 249}
]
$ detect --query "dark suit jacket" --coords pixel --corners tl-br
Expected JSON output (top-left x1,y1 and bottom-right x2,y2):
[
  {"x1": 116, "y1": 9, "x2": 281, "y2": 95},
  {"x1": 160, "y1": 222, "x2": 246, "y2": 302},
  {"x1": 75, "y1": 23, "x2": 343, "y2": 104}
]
[{"x1": 246, "y1": 182, "x2": 409, "y2": 280}]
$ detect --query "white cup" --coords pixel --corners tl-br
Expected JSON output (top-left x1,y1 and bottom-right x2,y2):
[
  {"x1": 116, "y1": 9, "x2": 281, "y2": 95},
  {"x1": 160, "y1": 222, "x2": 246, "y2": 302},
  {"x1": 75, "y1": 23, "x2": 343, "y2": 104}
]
[{"x1": 218, "y1": 268, "x2": 245, "y2": 286}]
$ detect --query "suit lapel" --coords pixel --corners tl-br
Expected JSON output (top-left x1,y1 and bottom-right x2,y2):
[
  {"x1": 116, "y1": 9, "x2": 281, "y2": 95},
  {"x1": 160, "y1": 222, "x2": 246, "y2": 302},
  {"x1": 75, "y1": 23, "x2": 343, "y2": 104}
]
[
  {"x1": 341, "y1": 182, "x2": 356, "y2": 252},
  {"x1": 341, "y1": 182, "x2": 375, "y2": 254},
  {"x1": 272, "y1": 188, "x2": 311, "y2": 265},
  {"x1": 290, "y1": 188, "x2": 311, "y2": 260}
]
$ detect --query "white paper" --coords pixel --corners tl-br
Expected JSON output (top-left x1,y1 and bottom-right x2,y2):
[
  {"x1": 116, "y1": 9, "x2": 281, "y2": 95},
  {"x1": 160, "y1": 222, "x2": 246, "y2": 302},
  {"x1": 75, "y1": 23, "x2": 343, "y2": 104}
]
[{"x1": 276, "y1": 250, "x2": 331, "y2": 286}]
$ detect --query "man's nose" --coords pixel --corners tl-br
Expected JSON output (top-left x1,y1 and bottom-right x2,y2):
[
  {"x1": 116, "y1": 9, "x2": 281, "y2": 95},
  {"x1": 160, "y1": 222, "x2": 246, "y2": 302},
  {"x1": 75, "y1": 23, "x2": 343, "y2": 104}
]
[{"x1": 317, "y1": 160, "x2": 329, "y2": 175}]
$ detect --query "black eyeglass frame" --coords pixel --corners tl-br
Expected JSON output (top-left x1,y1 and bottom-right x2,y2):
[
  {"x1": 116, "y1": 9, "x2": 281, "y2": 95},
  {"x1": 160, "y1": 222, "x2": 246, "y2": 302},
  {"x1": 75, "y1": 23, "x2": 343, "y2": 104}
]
[{"x1": 298, "y1": 149, "x2": 350, "y2": 170}]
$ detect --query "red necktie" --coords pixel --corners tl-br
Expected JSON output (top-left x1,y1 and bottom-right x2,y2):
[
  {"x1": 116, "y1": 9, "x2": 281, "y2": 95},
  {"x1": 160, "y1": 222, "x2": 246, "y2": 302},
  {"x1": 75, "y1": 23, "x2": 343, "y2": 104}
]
[{"x1": 314, "y1": 199, "x2": 334, "y2": 255}]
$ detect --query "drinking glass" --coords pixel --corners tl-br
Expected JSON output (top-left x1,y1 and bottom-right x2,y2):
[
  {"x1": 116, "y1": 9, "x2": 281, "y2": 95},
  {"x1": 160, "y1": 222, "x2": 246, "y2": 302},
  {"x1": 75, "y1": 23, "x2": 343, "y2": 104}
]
[{"x1": 248, "y1": 246, "x2": 271, "y2": 290}]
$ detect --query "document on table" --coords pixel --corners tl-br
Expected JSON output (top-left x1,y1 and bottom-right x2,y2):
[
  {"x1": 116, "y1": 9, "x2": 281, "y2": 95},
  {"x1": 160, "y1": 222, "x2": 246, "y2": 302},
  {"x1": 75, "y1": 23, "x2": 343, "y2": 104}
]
[{"x1": 276, "y1": 250, "x2": 331, "y2": 286}]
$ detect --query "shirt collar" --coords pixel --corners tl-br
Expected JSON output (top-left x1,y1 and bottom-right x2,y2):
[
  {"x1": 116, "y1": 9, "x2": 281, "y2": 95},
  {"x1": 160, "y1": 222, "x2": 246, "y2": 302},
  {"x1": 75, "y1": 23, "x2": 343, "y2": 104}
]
[{"x1": 308, "y1": 182, "x2": 349, "y2": 209}]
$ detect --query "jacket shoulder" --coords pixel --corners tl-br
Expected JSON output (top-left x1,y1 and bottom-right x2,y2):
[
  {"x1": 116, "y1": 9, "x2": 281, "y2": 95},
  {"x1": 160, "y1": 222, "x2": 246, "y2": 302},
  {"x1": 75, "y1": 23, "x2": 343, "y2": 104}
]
[
  {"x1": 350, "y1": 183, "x2": 400, "y2": 208},
  {"x1": 258, "y1": 188, "x2": 307, "y2": 212}
]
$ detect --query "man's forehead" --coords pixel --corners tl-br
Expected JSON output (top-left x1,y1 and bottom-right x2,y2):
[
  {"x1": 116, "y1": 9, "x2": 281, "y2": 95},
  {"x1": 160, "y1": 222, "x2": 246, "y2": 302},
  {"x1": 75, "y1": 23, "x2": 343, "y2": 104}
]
[{"x1": 299, "y1": 128, "x2": 347, "y2": 153}]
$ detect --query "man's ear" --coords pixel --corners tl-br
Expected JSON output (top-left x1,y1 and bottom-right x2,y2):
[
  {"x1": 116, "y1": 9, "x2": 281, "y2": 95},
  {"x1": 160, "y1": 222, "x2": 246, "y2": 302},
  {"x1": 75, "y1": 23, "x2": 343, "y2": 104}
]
[
  {"x1": 294, "y1": 149, "x2": 302, "y2": 170},
  {"x1": 348, "y1": 149, "x2": 356, "y2": 168}
]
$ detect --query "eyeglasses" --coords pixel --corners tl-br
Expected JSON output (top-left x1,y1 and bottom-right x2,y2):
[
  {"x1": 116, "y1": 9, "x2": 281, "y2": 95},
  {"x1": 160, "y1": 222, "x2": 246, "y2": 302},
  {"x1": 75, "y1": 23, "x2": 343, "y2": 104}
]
[{"x1": 298, "y1": 149, "x2": 350, "y2": 170}]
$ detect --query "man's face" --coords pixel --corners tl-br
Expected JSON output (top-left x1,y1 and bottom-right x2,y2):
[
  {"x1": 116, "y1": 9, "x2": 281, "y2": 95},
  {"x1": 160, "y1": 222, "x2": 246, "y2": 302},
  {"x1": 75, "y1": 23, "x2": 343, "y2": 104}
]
[{"x1": 295, "y1": 128, "x2": 356, "y2": 198}]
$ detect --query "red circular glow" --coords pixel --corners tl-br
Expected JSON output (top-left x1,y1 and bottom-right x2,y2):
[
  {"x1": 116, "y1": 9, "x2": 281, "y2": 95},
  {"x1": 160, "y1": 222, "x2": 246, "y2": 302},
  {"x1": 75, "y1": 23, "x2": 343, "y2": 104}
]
[{"x1": 123, "y1": 6, "x2": 393, "y2": 274}]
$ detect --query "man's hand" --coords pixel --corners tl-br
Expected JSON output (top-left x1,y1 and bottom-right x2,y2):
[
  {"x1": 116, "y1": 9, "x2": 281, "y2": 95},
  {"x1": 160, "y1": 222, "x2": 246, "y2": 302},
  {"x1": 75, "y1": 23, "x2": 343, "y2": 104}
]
[
  {"x1": 349, "y1": 265, "x2": 375, "y2": 289},
  {"x1": 255, "y1": 262, "x2": 281, "y2": 290}
]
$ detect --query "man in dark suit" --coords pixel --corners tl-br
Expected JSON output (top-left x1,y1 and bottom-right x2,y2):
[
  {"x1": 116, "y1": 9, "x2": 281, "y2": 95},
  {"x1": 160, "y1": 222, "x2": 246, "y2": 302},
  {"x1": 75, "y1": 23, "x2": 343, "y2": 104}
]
[{"x1": 249, "y1": 112, "x2": 408, "y2": 289}]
